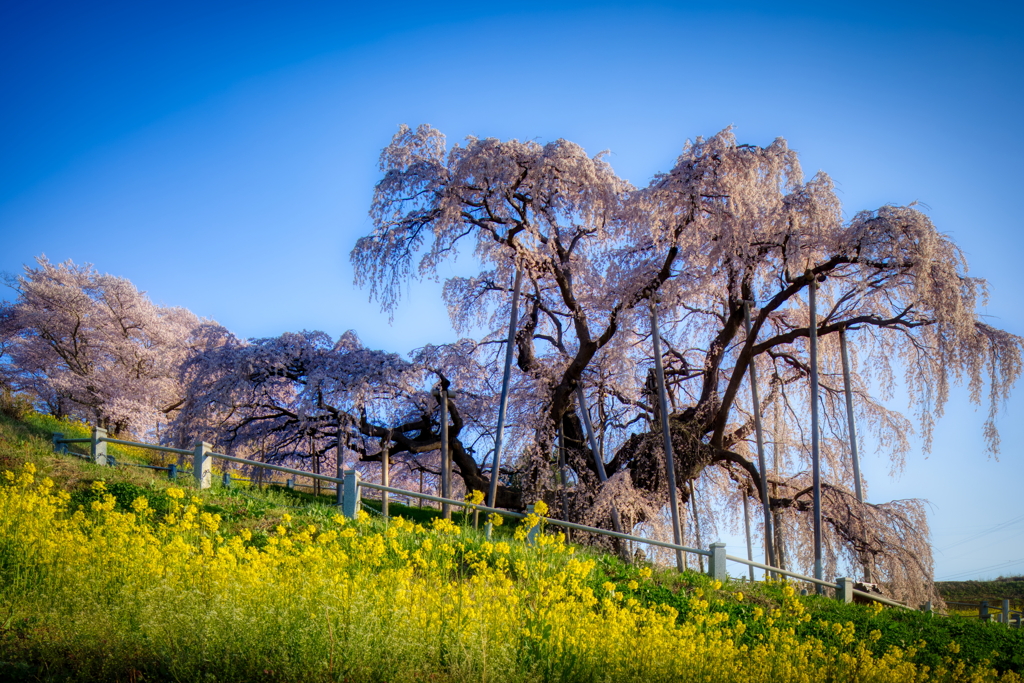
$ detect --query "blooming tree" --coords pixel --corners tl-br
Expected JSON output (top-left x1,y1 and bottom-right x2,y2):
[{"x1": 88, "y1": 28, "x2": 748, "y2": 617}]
[
  {"x1": 352, "y1": 125, "x2": 1023, "y2": 601},
  {"x1": 0, "y1": 257, "x2": 218, "y2": 435},
  {"x1": 174, "y1": 330, "x2": 525, "y2": 507}
]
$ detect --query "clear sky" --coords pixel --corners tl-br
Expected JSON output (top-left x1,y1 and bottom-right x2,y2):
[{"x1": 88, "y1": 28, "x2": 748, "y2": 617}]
[{"x1": 2, "y1": 0, "x2": 1022, "y2": 580}]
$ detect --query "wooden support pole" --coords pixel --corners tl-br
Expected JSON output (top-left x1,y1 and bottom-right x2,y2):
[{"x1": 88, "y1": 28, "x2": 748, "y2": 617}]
[
  {"x1": 651, "y1": 299, "x2": 685, "y2": 572},
  {"x1": 742, "y1": 493, "x2": 755, "y2": 581},
  {"x1": 487, "y1": 268, "x2": 522, "y2": 511},
  {"x1": 576, "y1": 386, "x2": 626, "y2": 538},
  {"x1": 743, "y1": 302, "x2": 776, "y2": 572},
  {"x1": 558, "y1": 423, "x2": 570, "y2": 539},
  {"x1": 440, "y1": 385, "x2": 451, "y2": 520},
  {"x1": 839, "y1": 328, "x2": 865, "y2": 503},
  {"x1": 807, "y1": 273, "x2": 824, "y2": 591}
]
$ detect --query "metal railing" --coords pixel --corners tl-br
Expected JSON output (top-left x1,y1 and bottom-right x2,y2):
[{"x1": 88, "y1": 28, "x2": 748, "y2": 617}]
[
  {"x1": 53, "y1": 426, "x2": 955, "y2": 614},
  {"x1": 945, "y1": 600, "x2": 1023, "y2": 627}
]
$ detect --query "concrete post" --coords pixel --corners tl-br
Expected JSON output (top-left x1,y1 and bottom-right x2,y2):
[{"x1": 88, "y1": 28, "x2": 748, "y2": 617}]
[
  {"x1": 90, "y1": 426, "x2": 108, "y2": 466},
  {"x1": 921, "y1": 601, "x2": 934, "y2": 615},
  {"x1": 836, "y1": 577, "x2": 854, "y2": 603},
  {"x1": 1002, "y1": 600, "x2": 1011, "y2": 626},
  {"x1": 381, "y1": 435, "x2": 390, "y2": 519},
  {"x1": 343, "y1": 469, "x2": 361, "y2": 519},
  {"x1": 193, "y1": 442, "x2": 212, "y2": 489},
  {"x1": 525, "y1": 504, "x2": 539, "y2": 546},
  {"x1": 708, "y1": 542, "x2": 727, "y2": 582},
  {"x1": 286, "y1": 478, "x2": 294, "y2": 490}
]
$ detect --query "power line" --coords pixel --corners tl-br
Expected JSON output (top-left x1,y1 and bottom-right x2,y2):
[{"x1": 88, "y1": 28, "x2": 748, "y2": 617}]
[
  {"x1": 936, "y1": 512, "x2": 1024, "y2": 554},
  {"x1": 937, "y1": 556, "x2": 1024, "y2": 582}
]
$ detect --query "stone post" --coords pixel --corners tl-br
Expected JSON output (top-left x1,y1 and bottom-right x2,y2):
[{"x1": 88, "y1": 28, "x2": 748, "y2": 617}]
[
  {"x1": 193, "y1": 442, "x2": 212, "y2": 489},
  {"x1": 708, "y1": 542, "x2": 727, "y2": 581},
  {"x1": 90, "y1": 427, "x2": 108, "y2": 466},
  {"x1": 836, "y1": 577, "x2": 854, "y2": 603},
  {"x1": 343, "y1": 469, "x2": 361, "y2": 519},
  {"x1": 525, "y1": 504, "x2": 539, "y2": 546}
]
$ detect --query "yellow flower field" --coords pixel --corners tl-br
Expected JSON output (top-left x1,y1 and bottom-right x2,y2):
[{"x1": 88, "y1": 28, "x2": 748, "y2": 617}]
[{"x1": 0, "y1": 463, "x2": 1019, "y2": 682}]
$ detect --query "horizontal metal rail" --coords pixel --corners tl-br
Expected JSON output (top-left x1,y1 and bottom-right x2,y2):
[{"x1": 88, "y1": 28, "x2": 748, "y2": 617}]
[
  {"x1": 55, "y1": 438, "x2": 92, "y2": 444},
  {"x1": 851, "y1": 590, "x2": 909, "y2": 609},
  {"x1": 208, "y1": 451, "x2": 711, "y2": 557},
  {"x1": 725, "y1": 554, "x2": 837, "y2": 590},
  {"x1": 122, "y1": 463, "x2": 173, "y2": 471},
  {"x1": 209, "y1": 451, "x2": 347, "y2": 484},
  {"x1": 101, "y1": 437, "x2": 193, "y2": 455},
  {"x1": 357, "y1": 479, "x2": 711, "y2": 557}
]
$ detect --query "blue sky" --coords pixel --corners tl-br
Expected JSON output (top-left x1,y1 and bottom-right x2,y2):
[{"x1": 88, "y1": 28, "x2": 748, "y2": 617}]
[{"x1": 2, "y1": 0, "x2": 1022, "y2": 580}]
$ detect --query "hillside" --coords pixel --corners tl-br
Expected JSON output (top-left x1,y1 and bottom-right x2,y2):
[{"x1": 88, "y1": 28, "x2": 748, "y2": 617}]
[
  {"x1": 1, "y1": 410, "x2": 1022, "y2": 682},
  {"x1": 938, "y1": 582, "x2": 1024, "y2": 606}
]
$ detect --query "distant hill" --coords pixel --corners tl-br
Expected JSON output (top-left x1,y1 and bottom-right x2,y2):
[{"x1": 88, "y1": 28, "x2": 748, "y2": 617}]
[{"x1": 937, "y1": 580, "x2": 1024, "y2": 610}]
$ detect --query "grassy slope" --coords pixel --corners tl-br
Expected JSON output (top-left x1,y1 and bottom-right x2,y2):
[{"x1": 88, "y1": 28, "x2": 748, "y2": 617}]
[
  {"x1": 938, "y1": 582, "x2": 1024, "y2": 610},
  {"x1": 1, "y1": 410, "x2": 1023, "y2": 680}
]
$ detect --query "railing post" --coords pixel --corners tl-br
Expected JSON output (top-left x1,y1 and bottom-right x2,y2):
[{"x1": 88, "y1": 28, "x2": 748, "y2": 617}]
[
  {"x1": 708, "y1": 542, "x2": 727, "y2": 581},
  {"x1": 525, "y1": 504, "x2": 539, "y2": 546},
  {"x1": 52, "y1": 433, "x2": 65, "y2": 454},
  {"x1": 980, "y1": 600, "x2": 989, "y2": 622},
  {"x1": 168, "y1": 463, "x2": 177, "y2": 481},
  {"x1": 343, "y1": 469, "x2": 361, "y2": 519},
  {"x1": 193, "y1": 442, "x2": 212, "y2": 489},
  {"x1": 1002, "y1": 600, "x2": 1011, "y2": 626},
  {"x1": 90, "y1": 427, "x2": 108, "y2": 466},
  {"x1": 381, "y1": 435, "x2": 390, "y2": 519},
  {"x1": 222, "y1": 471, "x2": 231, "y2": 488},
  {"x1": 286, "y1": 478, "x2": 294, "y2": 490},
  {"x1": 836, "y1": 577, "x2": 854, "y2": 603},
  {"x1": 920, "y1": 601, "x2": 934, "y2": 615}
]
